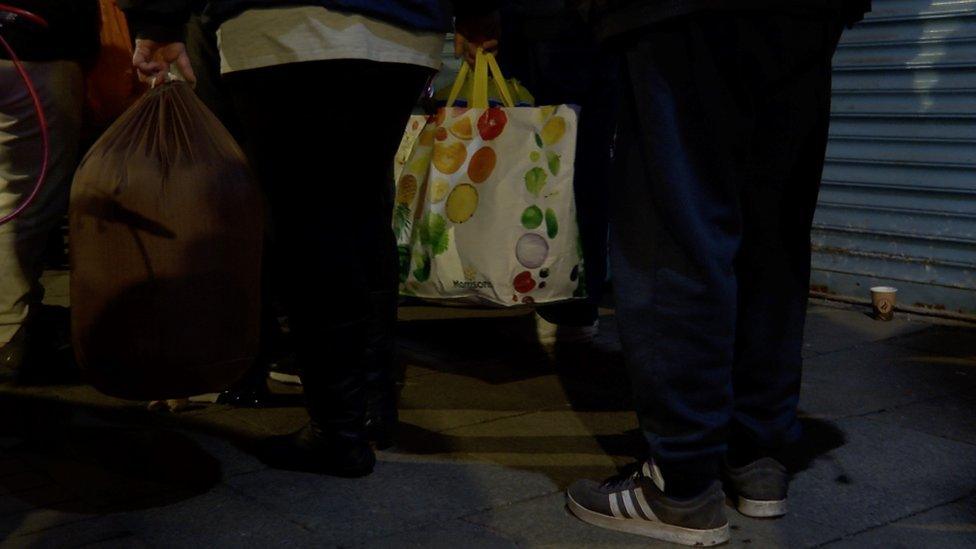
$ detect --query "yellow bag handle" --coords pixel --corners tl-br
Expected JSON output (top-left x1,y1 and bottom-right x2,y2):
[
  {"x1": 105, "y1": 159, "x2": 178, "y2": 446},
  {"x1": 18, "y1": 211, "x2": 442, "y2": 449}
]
[{"x1": 446, "y1": 48, "x2": 516, "y2": 109}]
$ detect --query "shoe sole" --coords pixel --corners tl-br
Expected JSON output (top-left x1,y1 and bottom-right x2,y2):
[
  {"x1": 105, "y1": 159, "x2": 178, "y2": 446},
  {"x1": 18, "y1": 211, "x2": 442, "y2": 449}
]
[
  {"x1": 737, "y1": 497, "x2": 787, "y2": 518},
  {"x1": 269, "y1": 371, "x2": 303, "y2": 385},
  {"x1": 567, "y1": 492, "x2": 730, "y2": 546}
]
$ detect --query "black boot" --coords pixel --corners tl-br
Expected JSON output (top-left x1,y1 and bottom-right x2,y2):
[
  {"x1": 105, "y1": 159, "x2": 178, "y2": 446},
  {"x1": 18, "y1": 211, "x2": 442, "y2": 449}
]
[
  {"x1": 258, "y1": 319, "x2": 375, "y2": 476},
  {"x1": 257, "y1": 420, "x2": 375, "y2": 477}
]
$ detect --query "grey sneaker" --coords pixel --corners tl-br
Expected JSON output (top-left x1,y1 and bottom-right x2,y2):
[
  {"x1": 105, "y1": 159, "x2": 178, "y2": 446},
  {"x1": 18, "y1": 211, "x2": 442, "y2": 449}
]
[
  {"x1": 567, "y1": 461, "x2": 730, "y2": 546},
  {"x1": 723, "y1": 457, "x2": 789, "y2": 518}
]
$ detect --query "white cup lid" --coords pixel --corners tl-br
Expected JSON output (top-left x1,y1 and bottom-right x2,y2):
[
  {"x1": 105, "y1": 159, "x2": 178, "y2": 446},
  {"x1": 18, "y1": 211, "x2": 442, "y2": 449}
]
[{"x1": 870, "y1": 286, "x2": 898, "y2": 293}]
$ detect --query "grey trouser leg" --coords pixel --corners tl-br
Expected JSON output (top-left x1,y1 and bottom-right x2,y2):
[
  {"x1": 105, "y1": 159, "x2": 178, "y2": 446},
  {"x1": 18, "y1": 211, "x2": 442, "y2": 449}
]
[{"x1": 0, "y1": 60, "x2": 83, "y2": 345}]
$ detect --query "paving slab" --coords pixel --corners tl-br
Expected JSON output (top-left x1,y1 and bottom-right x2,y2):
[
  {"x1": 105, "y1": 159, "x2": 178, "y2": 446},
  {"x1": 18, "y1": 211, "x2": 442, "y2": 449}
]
[
  {"x1": 784, "y1": 416, "x2": 976, "y2": 537},
  {"x1": 802, "y1": 305, "x2": 930, "y2": 356},
  {"x1": 9, "y1": 424, "x2": 222, "y2": 515},
  {"x1": 800, "y1": 340, "x2": 976, "y2": 419},
  {"x1": 0, "y1": 484, "x2": 78, "y2": 523},
  {"x1": 398, "y1": 408, "x2": 531, "y2": 434},
  {"x1": 896, "y1": 324, "x2": 976, "y2": 359},
  {"x1": 0, "y1": 515, "x2": 135, "y2": 549},
  {"x1": 426, "y1": 410, "x2": 642, "y2": 485},
  {"x1": 172, "y1": 405, "x2": 308, "y2": 438},
  {"x1": 397, "y1": 369, "x2": 576, "y2": 415},
  {"x1": 466, "y1": 492, "x2": 828, "y2": 548},
  {"x1": 823, "y1": 494, "x2": 976, "y2": 548},
  {"x1": 402, "y1": 361, "x2": 443, "y2": 379},
  {"x1": 224, "y1": 457, "x2": 559, "y2": 546},
  {"x1": 464, "y1": 491, "x2": 649, "y2": 548},
  {"x1": 176, "y1": 431, "x2": 269, "y2": 479},
  {"x1": 360, "y1": 517, "x2": 517, "y2": 548},
  {"x1": 1, "y1": 508, "x2": 92, "y2": 537},
  {"x1": 113, "y1": 485, "x2": 322, "y2": 547},
  {"x1": 867, "y1": 393, "x2": 976, "y2": 446}
]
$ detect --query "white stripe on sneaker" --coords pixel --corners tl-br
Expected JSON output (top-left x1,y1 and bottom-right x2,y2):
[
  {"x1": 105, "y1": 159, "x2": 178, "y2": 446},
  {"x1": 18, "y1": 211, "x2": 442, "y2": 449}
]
[
  {"x1": 643, "y1": 462, "x2": 652, "y2": 478},
  {"x1": 621, "y1": 490, "x2": 640, "y2": 520},
  {"x1": 609, "y1": 492, "x2": 624, "y2": 518},
  {"x1": 634, "y1": 488, "x2": 658, "y2": 521}
]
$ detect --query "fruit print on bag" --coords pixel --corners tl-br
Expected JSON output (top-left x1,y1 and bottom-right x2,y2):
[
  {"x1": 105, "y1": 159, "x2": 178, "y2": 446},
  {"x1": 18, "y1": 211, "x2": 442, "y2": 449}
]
[
  {"x1": 514, "y1": 271, "x2": 536, "y2": 294},
  {"x1": 507, "y1": 107, "x2": 577, "y2": 301},
  {"x1": 516, "y1": 233, "x2": 548, "y2": 269},
  {"x1": 468, "y1": 147, "x2": 496, "y2": 183},
  {"x1": 433, "y1": 141, "x2": 466, "y2": 174},
  {"x1": 545, "y1": 208, "x2": 559, "y2": 239},
  {"x1": 393, "y1": 174, "x2": 417, "y2": 239},
  {"x1": 431, "y1": 178, "x2": 450, "y2": 203},
  {"x1": 521, "y1": 206, "x2": 543, "y2": 230},
  {"x1": 450, "y1": 116, "x2": 473, "y2": 140},
  {"x1": 477, "y1": 108, "x2": 507, "y2": 140},
  {"x1": 541, "y1": 115, "x2": 567, "y2": 146},
  {"x1": 524, "y1": 167, "x2": 547, "y2": 197},
  {"x1": 446, "y1": 184, "x2": 479, "y2": 224}
]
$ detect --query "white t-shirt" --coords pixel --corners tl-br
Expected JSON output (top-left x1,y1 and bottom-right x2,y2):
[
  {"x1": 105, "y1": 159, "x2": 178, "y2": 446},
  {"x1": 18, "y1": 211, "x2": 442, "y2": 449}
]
[{"x1": 217, "y1": 6, "x2": 445, "y2": 74}]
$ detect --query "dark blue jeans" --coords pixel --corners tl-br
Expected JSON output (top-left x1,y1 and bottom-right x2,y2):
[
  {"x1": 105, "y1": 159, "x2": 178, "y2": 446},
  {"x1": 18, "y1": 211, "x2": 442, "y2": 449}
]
[
  {"x1": 611, "y1": 12, "x2": 843, "y2": 482},
  {"x1": 499, "y1": 2, "x2": 618, "y2": 325}
]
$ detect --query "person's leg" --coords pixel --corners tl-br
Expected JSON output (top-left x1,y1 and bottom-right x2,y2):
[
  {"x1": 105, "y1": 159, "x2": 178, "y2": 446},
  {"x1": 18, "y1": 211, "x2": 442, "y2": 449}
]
[
  {"x1": 568, "y1": 13, "x2": 849, "y2": 541},
  {"x1": 499, "y1": 5, "x2": 616, "y2": 331},
  {"x1": 227, "y1": 60, "x2": 429, "y2": 472},
  {"x1": 567, "y1": 15, "x2": 757, "y2": 546},
  {"x1": 362, "y1": 158, "x2": 400, "y2": 447},
  {"x1": 0, "y1": 60, "x2": 83, "y2": 377},
  {"x1": 611, "y1": 17, "x2": 755, "y2": 495},
  {"x1": 729, "y1": 14, "x2": 843, "y2": 463}
]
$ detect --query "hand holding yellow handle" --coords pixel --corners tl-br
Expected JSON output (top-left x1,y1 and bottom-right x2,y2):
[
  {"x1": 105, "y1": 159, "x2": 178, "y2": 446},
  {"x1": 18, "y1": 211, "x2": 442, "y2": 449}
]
[{"x1": 446, "y1": 48, "x2": 515, "y2": 109}]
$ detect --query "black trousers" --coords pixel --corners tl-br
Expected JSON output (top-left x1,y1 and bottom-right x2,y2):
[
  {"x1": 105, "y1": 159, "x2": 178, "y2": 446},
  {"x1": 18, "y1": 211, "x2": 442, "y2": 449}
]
[
  {"x1": 226, "y1": 60, "x2": 431, "y2": 442},
  {"x1": 611, "y1": 13, "x2": 843, "y2": 481}
]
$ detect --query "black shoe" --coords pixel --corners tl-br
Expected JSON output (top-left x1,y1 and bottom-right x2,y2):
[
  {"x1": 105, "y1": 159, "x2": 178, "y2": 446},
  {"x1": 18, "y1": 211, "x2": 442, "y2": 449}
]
[
  {"x1": 256, "y1": 422, "x2": 376, "y2": 478},
  {"x1": 722, "y1": 457, "x2": 789, "y2": 518},
  {"x1": 0, "y1": 316, "x2": 79, "y2": 386},
  {"x1": 216, "y1": 381, "x2": 274, "y2": 408},
  {"x1": 567, "y1": 461, "x2": 730, "y2": 546},
  {"x1": 0, "y1": 329, "x2": 26, "y2": 381}
]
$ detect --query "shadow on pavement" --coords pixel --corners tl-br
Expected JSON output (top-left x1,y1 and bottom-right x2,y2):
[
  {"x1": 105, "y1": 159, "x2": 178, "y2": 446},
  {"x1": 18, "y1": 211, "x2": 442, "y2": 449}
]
[
  {"x1": 395, "y1": 311, "x2": 850, "y2": 487},
  {"x1": 0, "y1": 393, "x2": 221, "y2": 515}
]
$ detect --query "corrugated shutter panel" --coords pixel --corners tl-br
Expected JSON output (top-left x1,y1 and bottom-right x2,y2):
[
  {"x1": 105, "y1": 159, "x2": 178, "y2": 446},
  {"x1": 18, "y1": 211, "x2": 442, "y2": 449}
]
[{"x1": 812, "y1": 0, "x2": 976, "y2": 314}]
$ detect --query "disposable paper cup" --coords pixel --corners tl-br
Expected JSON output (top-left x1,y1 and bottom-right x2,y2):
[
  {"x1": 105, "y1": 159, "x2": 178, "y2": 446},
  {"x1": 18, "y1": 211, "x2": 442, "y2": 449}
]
[{"x1": 870, "y1": 286, "x2": 898, "y2": 321}]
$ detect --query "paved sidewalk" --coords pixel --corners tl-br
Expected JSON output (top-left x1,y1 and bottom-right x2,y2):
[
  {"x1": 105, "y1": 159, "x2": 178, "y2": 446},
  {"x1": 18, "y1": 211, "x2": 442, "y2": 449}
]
[{"x1": 0, "y1": 272, "x2": 974, "y2": 547}]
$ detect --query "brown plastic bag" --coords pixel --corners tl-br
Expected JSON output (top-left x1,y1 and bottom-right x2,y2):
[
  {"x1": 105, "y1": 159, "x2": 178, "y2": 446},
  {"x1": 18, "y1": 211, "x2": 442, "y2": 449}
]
[
  {"x1": 84, "y1": 0, "x2": 145, "y2": 129},
  {"x1": 70, "y1": 81, "x2": 263, "y2": 400}
]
